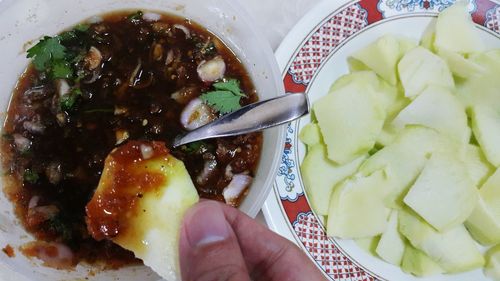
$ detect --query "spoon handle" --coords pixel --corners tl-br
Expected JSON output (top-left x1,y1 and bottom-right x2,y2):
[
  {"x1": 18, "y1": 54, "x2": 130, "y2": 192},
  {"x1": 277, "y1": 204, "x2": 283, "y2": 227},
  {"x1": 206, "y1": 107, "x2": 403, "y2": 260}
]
[{"x1": 172, "y1": 93, "x2": 309, "y2": 147}]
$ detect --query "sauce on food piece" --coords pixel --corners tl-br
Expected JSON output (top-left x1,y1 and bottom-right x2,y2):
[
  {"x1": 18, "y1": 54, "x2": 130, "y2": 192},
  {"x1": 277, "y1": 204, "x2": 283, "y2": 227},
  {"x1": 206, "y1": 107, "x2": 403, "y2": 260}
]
[{"x1": 85, "y1": 141, "x2": 169, "y2": 241}]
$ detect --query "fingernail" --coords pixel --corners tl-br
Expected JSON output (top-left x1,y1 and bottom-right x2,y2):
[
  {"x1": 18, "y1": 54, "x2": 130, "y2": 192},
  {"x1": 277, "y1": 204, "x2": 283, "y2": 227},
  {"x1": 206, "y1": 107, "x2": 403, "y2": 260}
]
[{"x1": 184, "y1": 202, "x2": 231, "y2": 247}]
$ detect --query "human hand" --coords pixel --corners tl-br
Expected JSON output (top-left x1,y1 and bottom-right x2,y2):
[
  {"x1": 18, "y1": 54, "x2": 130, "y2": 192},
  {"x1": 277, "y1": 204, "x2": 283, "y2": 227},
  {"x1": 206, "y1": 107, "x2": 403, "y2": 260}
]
[{"x1": 179, "y1": 200, "x2": 327, "y2": 281}]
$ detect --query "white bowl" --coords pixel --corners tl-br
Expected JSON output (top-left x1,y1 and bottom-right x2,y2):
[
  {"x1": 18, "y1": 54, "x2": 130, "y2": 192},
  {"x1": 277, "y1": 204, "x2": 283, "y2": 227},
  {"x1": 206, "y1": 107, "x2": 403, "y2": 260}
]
[{"x1": 0, "y1": 0, "x2": 284, "y2": 280}]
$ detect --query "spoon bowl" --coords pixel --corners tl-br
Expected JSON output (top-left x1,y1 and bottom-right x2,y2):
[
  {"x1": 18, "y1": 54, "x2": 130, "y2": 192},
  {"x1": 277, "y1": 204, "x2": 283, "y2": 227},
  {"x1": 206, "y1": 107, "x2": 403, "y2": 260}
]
[{"x1": 172, "y1": 93, "x2": 309, "y2": 148}]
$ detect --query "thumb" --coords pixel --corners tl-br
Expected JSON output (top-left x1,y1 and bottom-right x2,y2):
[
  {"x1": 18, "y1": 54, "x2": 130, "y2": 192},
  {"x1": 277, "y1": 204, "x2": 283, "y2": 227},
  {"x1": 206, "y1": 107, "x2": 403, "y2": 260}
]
[{"x1": 179, "y1": 201, "x2": 250, "y2": 281}]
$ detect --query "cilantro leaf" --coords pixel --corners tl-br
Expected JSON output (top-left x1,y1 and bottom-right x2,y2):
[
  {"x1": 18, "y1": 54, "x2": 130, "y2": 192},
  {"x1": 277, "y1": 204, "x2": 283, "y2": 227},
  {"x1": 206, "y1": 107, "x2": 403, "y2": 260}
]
[
  {"x1": 47, "y1": 215, "x2": 74, "y2": 243},
  {"x1": 213, "y1": 79, "x2": 246, "y2": 97},
  {"x1": 181, "y1": 141, "x2": 204, "y2": 154},
  {"x1": 128, "y1": 11, "x2": 144, "y2": 21},
  {"x1": 200, "y1": 91, "x2": 242, "y2": 114},
  {"x1": 60, "y1": 88, "x2": 82, "y2": 112},
  {"x1": 51, "y1": 60, "x2": 73, "y2": 79},
  {"x1": 23, "y1": 169, "x2": 39, "y2": 184},
  {"x1": 74, "y1": 24, "x2": 90, "y2": 32},
  {"x1": 27, "y1": 37, "x2": 66, "y2": 71},
  {"x1": 200, "y1": 79, "x2": 247, "y2": 114},
  {"x1": 58, "y1": 31, "x2": 77, "y2": 42}
]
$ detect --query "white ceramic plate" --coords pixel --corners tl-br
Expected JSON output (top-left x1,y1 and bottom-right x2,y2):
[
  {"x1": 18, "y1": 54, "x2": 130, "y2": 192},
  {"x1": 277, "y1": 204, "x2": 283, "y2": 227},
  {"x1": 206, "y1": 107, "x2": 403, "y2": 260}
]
[{"x1": 262, "y1": 0, "x2": 500, "y2": 280}]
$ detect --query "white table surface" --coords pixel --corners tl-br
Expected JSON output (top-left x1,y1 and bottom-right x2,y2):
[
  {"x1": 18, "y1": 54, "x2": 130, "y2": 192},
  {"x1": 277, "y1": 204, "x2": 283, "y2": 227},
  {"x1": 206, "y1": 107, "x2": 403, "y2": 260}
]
[
  {"x1": 238, "y1": 0, "x2": 322, "y2": 224},
  {"x1": 239, "y1": 0, "x2": 322, "y2": 50}
]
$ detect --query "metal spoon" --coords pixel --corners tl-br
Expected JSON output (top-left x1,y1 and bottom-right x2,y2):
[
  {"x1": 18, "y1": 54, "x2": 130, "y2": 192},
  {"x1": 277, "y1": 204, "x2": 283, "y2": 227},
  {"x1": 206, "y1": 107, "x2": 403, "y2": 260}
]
[{"x1": 172, "y1": 93, "x2": 309, "y2": 147}]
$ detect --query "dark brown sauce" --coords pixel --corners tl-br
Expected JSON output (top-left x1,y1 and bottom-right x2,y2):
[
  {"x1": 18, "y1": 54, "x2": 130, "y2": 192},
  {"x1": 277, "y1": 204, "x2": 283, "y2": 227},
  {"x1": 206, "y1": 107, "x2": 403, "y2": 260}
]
[{"x1": 1, "y1": 11, "x2": 262, "y2": 267}]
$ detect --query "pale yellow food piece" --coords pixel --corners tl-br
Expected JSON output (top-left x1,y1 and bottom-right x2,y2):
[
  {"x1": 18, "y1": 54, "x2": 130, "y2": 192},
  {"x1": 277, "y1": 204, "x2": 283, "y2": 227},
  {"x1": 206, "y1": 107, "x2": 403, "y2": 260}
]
[
  {"x1": 434, "y1": 2, "x2": 484, "y2": 54},
  {"x1": 299, "y1": 122, "x2": 322, "y2": 147},
  {"x1": 485, "y1": 244, "x2": 500, "y2": 280},
  {"x1": 437, "y1": 48, "x2": 485, "y2": 78},
  {"x1": 401, "y1": 244, "x2": 444, "y2": 277},
  {"x1": 349, "y1": 35, "x2": 416, "y2": 85},
  {"x1": 301, "y1": 144, "x2": 366, "y2": 215},
  {"x1": 327, "y1": 169, "x2": 392, "y2": 239},
  {"x1": 86, "y1": 141, "x2": 199, "y2": 281},
  {"x1": 464, "y1": 144, "x2": 495, "y2": 187},
  {"x1": 398, "y1": 208, "x2": 484, "y2": 273},
  {"x1": 360, "y1": 126, "x2": 463, "y2": 208},
  {"x1": 471, "y1": 105, "x2": 500, "y2": 167},
  {"x1": 398, "y1": 46, "x2": 454, "y2": 98},
  {"x1": 403, "y1": 152, "x2": 477, "y2": 231},
  {"x1": 466, "y1": 169, "x2": 500, "y2": 245},
  {"x1": 376, "y1": 211, "x2": 406, "y2": 265},
  {"x1": 392, "y1": 85, "x2": 470, "y2": 144},
  {"x1": 355, "y1": 236, "x2": 381, "y2": 257},
  {"x1": 314, "y1": 82, "x2": 385, "y2": 164}
]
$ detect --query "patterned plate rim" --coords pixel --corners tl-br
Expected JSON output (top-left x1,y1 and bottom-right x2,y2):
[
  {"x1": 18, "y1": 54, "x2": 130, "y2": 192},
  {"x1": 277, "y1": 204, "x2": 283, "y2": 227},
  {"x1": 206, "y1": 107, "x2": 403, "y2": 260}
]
[{"x1": 263, "y1": 0, "x2": 500, "y2": 280}]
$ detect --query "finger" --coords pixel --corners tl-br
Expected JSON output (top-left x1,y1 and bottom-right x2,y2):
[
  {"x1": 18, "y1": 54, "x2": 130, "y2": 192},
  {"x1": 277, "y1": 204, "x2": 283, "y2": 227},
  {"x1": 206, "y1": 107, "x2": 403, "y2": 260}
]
[
  {"x1": 218, "y1": 202, "x2": 326, "y2": 281},
  {"x1": 179, "y1": 200, "x2": 250, "y2": 281}
]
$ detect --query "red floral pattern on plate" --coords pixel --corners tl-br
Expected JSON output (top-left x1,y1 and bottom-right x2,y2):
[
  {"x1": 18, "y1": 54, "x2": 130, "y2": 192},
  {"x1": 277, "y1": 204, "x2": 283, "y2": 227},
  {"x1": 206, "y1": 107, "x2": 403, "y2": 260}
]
[
  {"x1": 294, "y1": 212, "x2": 378, "y2": 281},
  {"x1": 274, "y1": 0, "x2": 500, "y2": 280},
  {"x1": 287, "y1": 4, "x2": 368, "y2": 85}
]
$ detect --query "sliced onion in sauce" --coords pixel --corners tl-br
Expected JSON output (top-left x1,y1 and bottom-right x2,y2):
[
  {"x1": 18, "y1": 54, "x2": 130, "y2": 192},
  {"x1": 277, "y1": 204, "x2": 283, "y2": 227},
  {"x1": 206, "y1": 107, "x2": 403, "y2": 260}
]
[
  {"x1": 55, "y1": 80, "x2": 70, "y2": 98},
  {"x1": 28, "y1": 196, "x2": 40, "y2": 209},
  {"x1": 197, "y1": 56, "x2": 226, "y2": 82},
  {"x1": 173, "y1": 24, "x2": 191, "y2": 39},
  {"x1": 165, "y1": 49, "x2": 174, "y2": 65},
  {"x1": 196, "y1": 159, "x2": 217, "y2": 185},
  {"x1": 180, "y1": 98, "x2": 216, "y2": 131},
  {"x1": 23, "y1": 120, "x2": 45, "y2": 134},
  {"x1": 13, "y1": 133, "x2": 31, "y2": 153},
  {"x1": 223, "y1": 174, "x2": 253, "y2": 206},
  {"x1": 84, "y1": 46, "x2": 103, "y2": 71},
  {"x1": 140, "y1": 144, "x2": 154, "y2": 160}
]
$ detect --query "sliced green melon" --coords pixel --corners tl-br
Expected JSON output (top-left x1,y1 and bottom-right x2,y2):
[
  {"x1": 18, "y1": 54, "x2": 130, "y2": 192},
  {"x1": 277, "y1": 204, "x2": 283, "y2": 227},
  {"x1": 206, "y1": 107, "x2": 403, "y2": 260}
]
[
  {"x1": 420, "y1": 19, "x2": 437, "y2": 52},
  {"x1": 465, "y1": 196, "x2": 500, "y2": 246},
  {"x1": 360, "y1": 126, "x2": 462, "y2": 207},
  {"x1": 301, "y1": 144, "x2": 366, "y2": 215},
  {"x1": 464, "y1": 144, "x2": 495, "y2": 187},
  {"x1": 434, "y1": 2, "x2": 484, "y2": 54},
  {"x1": 349, "y1": 35, "x2": 402, "y2": 85},
  {"x1": 457, "y1": 51, "x2": 500, "y2": 109},
  {"x1": 398, "y1": 208, "x2": 484, "y2": 273},
  {"x1": 376, "y1": 85, "x2": 410, "y2": 147},
  {"x1": 356, "y1": 236, "x2": 381, "y2": 257},
  {"x1": 299, "y1": 123, "x2": 322, "y2": 147},
  {"x1": 347, "y1": 57, "x2": 371, "y2": 72},
  {"x1": 376, "y1": 211, "x2": 406, "y2": 265},
  {"x1": 437, "y1": 49, "x2": 485, "y2": 78},
  {"x1": 379, "y1": 81, "x2": 409, "y2": 120},
  {"x1": 399, "y1": 37, "x2": 418, "y2": 55},
  {"x1": 466, "y1": 169, "x2": 500, "y2": 245},
  {"x1": 329, "y1": 70, "x2": 379, "y2": 92},
  {"x1": 471, "y1": 105, "x2": 500, "y2": 167},
  {"x1": 403, "y1": 152, "x2": 477, "y2": 231},
  {"x1": 398, "y1": 46, "x2": 454, "y2": 98},
  {"x1": 314, "y1": 82, "x2": 385, "y2": 164},
  {"x1": 392, "y1": 85, "x2": 470, "y2": 144},
  {"x1": 328, "y1": 71, "x2": 403, "y2": 117},
  {"x1": 327, "y1": 169, "x2": 392, "y2": 238},
  {"x1": 401, "y1": 244, "x2": 444, "y2": 277},
  {"x1": 485, "y1": 244, "x2": 500, "y2": 280}
]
